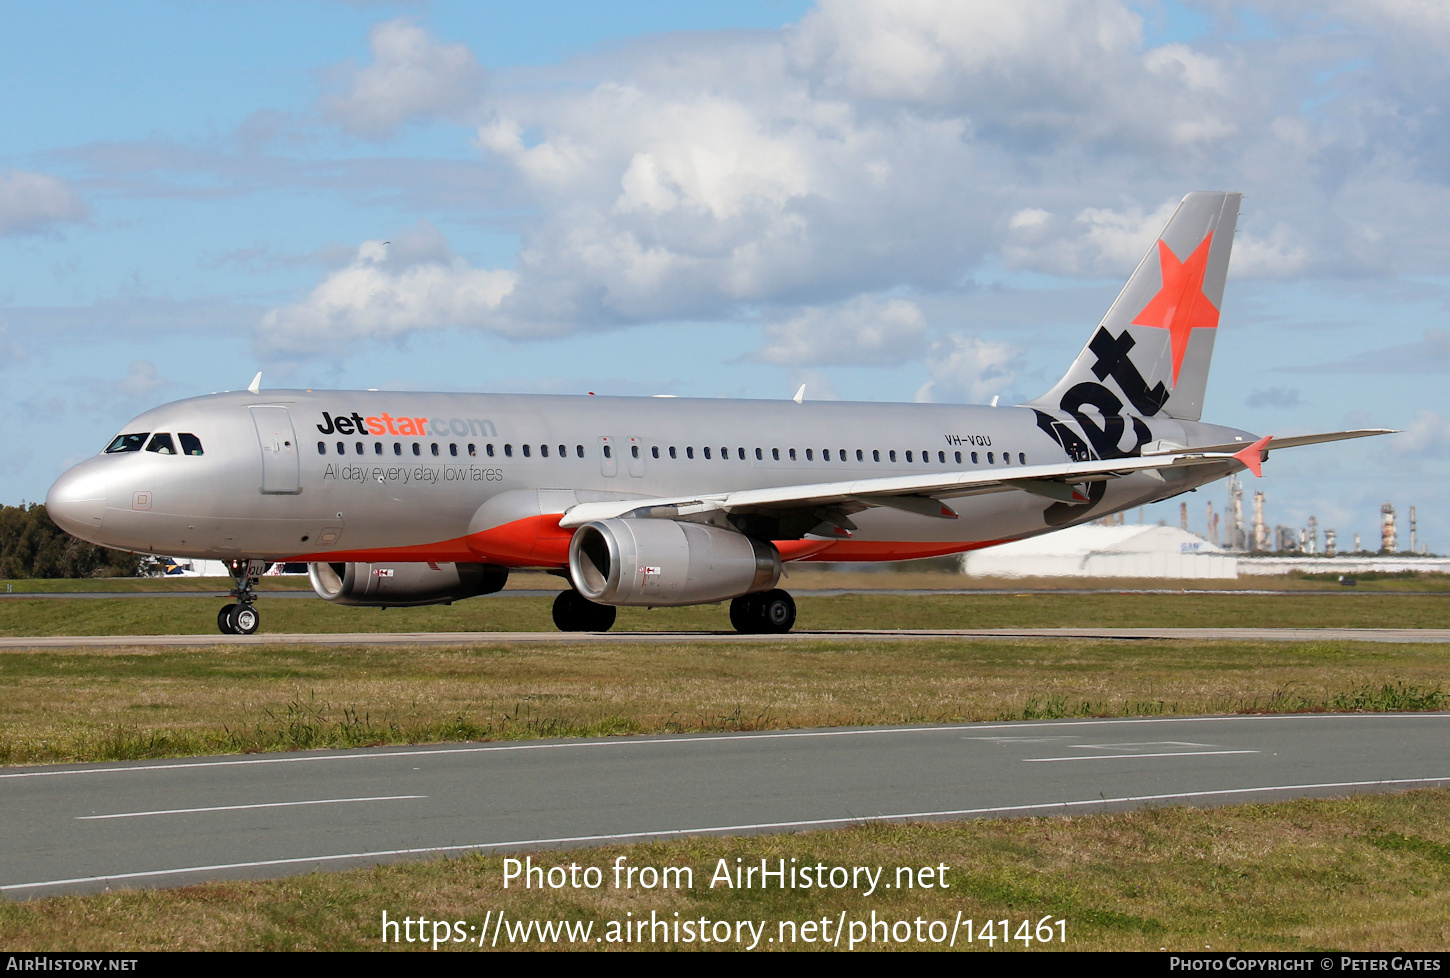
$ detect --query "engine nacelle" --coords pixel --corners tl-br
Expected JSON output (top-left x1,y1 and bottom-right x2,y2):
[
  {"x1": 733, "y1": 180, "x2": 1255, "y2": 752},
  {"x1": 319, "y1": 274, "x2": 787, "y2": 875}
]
[
  {"x1": 569, "y1": 518, "x2": 780, "y2": 607},
  {"x1": 308, "y1": 561, "x2": 508, "y2": 607}
]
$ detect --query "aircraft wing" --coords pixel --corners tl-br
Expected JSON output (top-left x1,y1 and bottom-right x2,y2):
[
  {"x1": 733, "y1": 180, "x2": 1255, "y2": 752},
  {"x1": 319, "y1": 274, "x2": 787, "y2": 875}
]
[
  {"x1": 1143, "y1": 428, "x2": 1395, "y2": 456},
  {"x1": 558, "y1": 438, "x2": 1273, "y2": 528}
]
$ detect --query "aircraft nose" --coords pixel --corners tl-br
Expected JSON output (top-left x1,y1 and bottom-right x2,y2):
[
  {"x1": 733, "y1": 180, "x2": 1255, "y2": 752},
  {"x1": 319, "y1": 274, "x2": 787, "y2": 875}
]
[{"x1": 45, "y1": 465, "x2": 107, "y2": 539}]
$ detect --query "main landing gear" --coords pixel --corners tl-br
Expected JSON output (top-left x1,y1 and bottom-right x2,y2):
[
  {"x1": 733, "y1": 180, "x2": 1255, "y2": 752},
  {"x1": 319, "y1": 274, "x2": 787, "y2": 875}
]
[
  {"x1": 729, "y1": 589, "x2": 796, "y2": 634},
  {"x1": 217, "y1": 558, "x2": 266, "y2": 635},
  {"x1": 552, "y1": 589, "x2": 618, "y2": 632}
]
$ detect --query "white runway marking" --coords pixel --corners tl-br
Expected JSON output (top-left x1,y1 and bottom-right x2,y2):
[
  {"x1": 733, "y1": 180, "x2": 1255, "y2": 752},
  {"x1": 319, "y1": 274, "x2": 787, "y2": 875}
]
[
  {"x1": 1023, "y1": 749, "x2": 1258, "y2": 762},
  {"x1": 7, "y1": 776, "x2": 1449, "y2": 895},
  {"x1": 76, "y1": 795, "x2": 426, "y2": 820}
]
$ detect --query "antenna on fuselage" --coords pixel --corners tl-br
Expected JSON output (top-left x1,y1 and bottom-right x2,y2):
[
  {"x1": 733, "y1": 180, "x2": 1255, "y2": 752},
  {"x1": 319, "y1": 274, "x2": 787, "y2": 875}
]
[
  {"x1": 793, "y1": 385, "x2": 805, "y2": 404},
  {"x1": 248, "y1": 372, "x2": 262, "y2": 395}
]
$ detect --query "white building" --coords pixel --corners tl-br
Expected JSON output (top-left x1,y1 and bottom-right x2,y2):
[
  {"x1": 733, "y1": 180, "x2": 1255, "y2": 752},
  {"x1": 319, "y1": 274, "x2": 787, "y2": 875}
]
[{"x1": 961, "y1": 524, "x2": 1237, "y2": 579}]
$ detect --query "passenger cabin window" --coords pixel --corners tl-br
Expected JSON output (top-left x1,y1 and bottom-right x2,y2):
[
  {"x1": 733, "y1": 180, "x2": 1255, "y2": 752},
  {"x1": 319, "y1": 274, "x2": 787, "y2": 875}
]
[
  {"x1": 105, "y1": 433, "x2": 149, "y2": 454},
  {"x1": 450, "y1": 444, "x2": 458, "y2": 457},
  {"x1": 971, "y1": 452, "x2": 978, "y2": 464},
  {"x1": 146, "y1": 433, "x2": 176, "y2": 455},
  {"x1": 468, "y1": 444, "x2": 477, "y2": 457},
  {"x1": 670, "y1": 446, "x2": 678, "y2": 459},
  {"x1": 1019, "y1": 453, "x2": 1026, "y2": 464},
  {"x1": 355, "y1": 442, "x2": 364, "y2": 455},
  {"x1": 575, "y1": 445, "x2": 584, "y2": 458},
  {"x1": 905, "y1": 451, "x2": 913, "y2": 463},
  {"x1": 954, "y1": 451, "x2": 962, "y2": 464},
  {"x1": 431, "y1": 443, "x2": 440, "y2": 457},
  {"x1": 522, "y1": 444, "x2": 531, "y2": 458},
  {"x1": 486, "y1": 444, "x2": 495, "y2": 457},
  {"x1": 889, "y1": 450, "x2": 897, "y2": 462},
  {"x1": 686, "y1": 447, "x2": 694, "y2": 459},
  {"x1": 872, "y1": 450, "x2": 879, "y2": 462},
  {"x1": 413, "y1": 443, "x2": 422, "y2": 456},
  {"x1": 790, "y1": 449, "x2": 797, "y2": 461},
  {"x1": 336, "y1": 442, "x2": 345, "y2": 455},
  {"x1": 738, "y1": 447, "x2": 746, "y2": 460},
  {"x1": 652, "y1": 446, "x2": 660, "y2": 459},
  {"x1": 375, "y1": 442, "x2": 383, "y2": 455},
  {"x1": 805, "y1": 449, "x2": 813, "y2": 461},
  {"x1": 178, "y1": 433, "x2": 204, "y2": 456},
  {"x1": 704, "y1": 447, "x2": 712, "y2": 459},
  {"x1": 317, "y1": 441, "x2": 326, "y2": 455},
  {"x1": 856, "y1": 449, "x2": 864, "y2": 462},
  {"x1": 559, "y1": 445, "x2": 567, "y2": 458},
  {"x1": 394, "y1": 443, "x2": 402, "y2": 456},
  {"x1": 540, "y1": 445, "x2": 549, "y2": 458},
  {"x1": 772, "y1": 448, "x2": 780, "y2": 461},
  {"x1": 987, "y1": 452, "x2": 995, "y2": 463}
]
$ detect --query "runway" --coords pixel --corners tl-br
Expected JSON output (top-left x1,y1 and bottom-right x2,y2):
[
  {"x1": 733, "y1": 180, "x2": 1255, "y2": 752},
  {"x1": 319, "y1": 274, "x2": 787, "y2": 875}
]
[
  {"x1": 2, "y1": 712, "x2": 1447, "y2": 898},
  {"x1": 3, "y1": 627, "x2": 1450, "y2": 649}
]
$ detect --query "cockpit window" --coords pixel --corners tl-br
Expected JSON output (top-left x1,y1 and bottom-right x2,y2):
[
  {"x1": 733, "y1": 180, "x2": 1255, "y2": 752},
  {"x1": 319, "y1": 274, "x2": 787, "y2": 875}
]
[
  {"x1": 104, "y1": 433, "x2": 149, "y2": 454},
  {"x1": 145, "y1": 433, "x2": 177, "y2": 455},
  {"x1": 178, "y1": 433, "x2": 204, "y2": 456}
]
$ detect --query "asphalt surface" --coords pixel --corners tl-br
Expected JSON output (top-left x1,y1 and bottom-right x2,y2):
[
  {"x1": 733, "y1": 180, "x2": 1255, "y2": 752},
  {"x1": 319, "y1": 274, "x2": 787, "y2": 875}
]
[
  {"x1": 3, "y1": 627, "x2": 1450, "y2": 648},
  {"x1": 4, "y1": 587, "x2": 1446, "y2": 598},
  {"x1": 2, "y1": 712, "x2": 1447, "y2": 898}
]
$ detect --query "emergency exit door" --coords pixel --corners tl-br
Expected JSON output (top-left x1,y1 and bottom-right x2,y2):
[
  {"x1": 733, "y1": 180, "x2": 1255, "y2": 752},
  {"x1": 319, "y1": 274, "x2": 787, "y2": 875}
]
[{"x1": 250, "y1": 405, "x2": 301, "y2": 494}]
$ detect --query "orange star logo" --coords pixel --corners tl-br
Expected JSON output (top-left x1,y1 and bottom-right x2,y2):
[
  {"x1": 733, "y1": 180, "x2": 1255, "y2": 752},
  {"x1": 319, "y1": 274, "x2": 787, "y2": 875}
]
[{"x1": 1131, "y1": 231, "x2": 1219, "y2": 387}]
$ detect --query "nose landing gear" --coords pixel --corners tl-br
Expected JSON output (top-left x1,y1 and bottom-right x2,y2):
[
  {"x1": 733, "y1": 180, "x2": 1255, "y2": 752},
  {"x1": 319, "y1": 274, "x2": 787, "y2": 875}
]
[{"x1": 217, "y1": 559, "x2": 266, "y2": 635}]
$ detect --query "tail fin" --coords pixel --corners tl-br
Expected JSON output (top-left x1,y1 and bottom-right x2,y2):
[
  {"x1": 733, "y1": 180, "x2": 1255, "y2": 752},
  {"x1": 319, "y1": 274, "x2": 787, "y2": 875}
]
[{"x1": 1027, "y1": 191, "x2": 1241, "y2": 428}]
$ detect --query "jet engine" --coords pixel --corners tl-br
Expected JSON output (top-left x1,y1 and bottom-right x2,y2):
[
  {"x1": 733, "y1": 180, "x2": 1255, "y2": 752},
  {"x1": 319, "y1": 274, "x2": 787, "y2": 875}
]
[
  {"x1": 568, "y1": 518, "x2": 780, "y2": 607},
  {"x1": 308, "y1": 561, "x2": 508, "y2": 607}
]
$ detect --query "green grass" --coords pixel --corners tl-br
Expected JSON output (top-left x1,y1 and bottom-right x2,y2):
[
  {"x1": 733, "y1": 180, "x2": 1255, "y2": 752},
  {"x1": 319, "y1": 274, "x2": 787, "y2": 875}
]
[
  {"x1": 0, "y1": 637, "x2": 1445, "y2": 765},
  {"x1": 3, "y1": 789, "x2": 1449, "y2": 950},
  {"x1": 2, "y1": 590, "x2": 1448, "y2": 636}
]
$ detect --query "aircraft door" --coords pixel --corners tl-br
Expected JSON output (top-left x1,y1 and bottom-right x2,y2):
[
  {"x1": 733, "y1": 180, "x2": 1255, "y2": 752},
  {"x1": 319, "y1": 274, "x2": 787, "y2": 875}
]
[
  {"x1": 250, "y1": 405, "x2": 302, "y2": 494},
  {"x1": 598, "y1": 436, "x2": 617, "y2": 477},
  {"x1": 627, "y1": 436, "x2": 645, "y2": 478}
]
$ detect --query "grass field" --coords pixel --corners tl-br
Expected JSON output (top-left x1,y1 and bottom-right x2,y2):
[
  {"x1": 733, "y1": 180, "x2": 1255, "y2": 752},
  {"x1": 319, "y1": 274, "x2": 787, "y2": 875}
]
[
  {"x1": 2, "y1": 789, "x2": 1448, "y2": 950},
  {"x1": 0, "y1": 636, "x2": 1444, "y2": 765},
  {"x1": 2, "y1": 588, "x2": 1449, "y2": 636}
]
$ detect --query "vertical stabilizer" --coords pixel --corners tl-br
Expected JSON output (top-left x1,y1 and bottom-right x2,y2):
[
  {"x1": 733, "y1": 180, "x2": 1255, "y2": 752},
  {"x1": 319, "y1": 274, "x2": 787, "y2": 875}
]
[{"x1": 1027, "y1": 192, "x2": 1240, "y2": 427}]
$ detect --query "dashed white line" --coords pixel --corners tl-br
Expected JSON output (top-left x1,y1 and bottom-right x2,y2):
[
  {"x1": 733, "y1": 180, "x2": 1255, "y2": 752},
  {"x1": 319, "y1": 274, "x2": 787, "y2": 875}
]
[
  {"x1": 1023, "y1": 750, "x2": 1259, "y2": 763},
  {"x1": 76, "y1": 795, "x2": 426, "y2": 820}
]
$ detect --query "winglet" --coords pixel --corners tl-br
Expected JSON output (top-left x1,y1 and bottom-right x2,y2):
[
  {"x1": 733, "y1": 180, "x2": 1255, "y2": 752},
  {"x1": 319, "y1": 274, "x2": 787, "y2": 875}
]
[
  {"x1": 1233, "y1": 434, "x2": 1272, "y2": 478},
  {"x1": 248, "y1": 371, "x2": 262, "y2": 395},
  {"x1": 793, "y1": 385, "x2": 805, "y2": 404}
]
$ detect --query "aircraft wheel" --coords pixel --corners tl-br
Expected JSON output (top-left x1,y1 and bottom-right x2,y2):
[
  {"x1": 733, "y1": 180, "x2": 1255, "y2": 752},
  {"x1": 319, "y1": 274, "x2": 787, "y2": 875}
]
[
  {"x1": 757, "y1": 589, "x2": 796, "y2": 634},
  {"x1": 729, "y1": 594, "x2": 761, "y2": 634},
  {"x1": 552, "y1": 590, "x2": 617, "y2": 632},
  {"x1": 230, "y1": 604, "x2": 260, "y2": 635},
  {"x1": 217, "y1": 604, "x2": 238, "y2": 635}
]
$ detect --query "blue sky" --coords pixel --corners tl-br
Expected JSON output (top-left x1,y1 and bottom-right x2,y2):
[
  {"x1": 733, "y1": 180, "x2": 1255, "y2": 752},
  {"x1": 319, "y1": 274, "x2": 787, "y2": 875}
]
[{"x1": 3, "y1": 0, "x2": 1448, "y2": 552}]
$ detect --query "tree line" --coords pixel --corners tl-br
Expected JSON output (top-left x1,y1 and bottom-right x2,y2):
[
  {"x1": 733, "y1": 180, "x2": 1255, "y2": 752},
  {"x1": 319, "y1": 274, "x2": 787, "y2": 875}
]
[{"x1": 0, "y1": 503, "x2": 139, "y2": 579}]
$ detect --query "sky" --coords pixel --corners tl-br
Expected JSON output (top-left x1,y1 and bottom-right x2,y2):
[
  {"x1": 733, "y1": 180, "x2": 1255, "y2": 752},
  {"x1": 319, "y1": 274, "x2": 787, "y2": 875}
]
[{"x1": 3, "y1": 0, "x2": 1448, "y2": 552}]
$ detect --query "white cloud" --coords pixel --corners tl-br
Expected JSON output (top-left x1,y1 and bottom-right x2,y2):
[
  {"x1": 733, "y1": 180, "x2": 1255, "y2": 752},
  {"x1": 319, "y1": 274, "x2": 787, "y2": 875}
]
[
  {"x1": 756, "y1": 295, "x2": 928, "y2": 366},
  {"x1": 1391, "y1": 409, "x2": 1450, "y2": 458},
  {"x1": 914, "y1": 334, "x2": 1021, "y2": 404},
  {"x1": 255, "y1": 221, "x2": 515, "y2": 354},
  {"x1": 0, "y1": 170, "x2": 88, "y2": 236},
  {"x1": 324, "y1": 19, "x2": 484, "y2": 138}
]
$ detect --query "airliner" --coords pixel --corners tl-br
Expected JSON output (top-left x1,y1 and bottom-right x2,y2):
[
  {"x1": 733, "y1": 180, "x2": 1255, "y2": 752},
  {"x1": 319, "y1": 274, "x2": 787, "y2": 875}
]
[{"x1": 45, "y1": 192, "x2": 1389, "y2": 635}]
